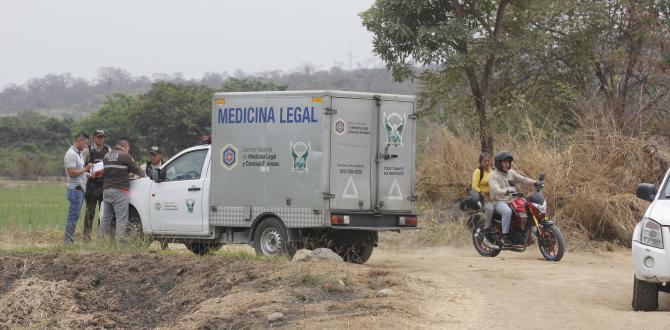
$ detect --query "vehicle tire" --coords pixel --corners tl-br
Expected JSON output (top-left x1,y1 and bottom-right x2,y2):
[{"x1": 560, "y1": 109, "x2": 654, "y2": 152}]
[
  {"x1": 185, "y1": 242, "x2": 223, "y2": 256},
  {"x1": 632, "y1": 276, "x2": 659, "y2": 311},
  {"x1": 127, "y1": 209, "x2": 151, "y2": 247},
  {"x1": 538, "y1": 225, "x2": 565, "y2": 262},
  {"x1": 333, "y1": 244, "x2": 374, "y2": 264},
  {"x1": 472, "y1": 220, "x2": 501, "y2": 257},
  {"x1": 253, "y1": 217, "x2": 296, "y2": 259}
]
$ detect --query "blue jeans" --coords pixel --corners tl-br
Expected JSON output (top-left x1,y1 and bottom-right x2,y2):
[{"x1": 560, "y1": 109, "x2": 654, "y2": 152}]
[
  {"x1": 494, "y1": 201, "x2": 514, "y2": 234},
  {"x1": 64, "y1": 187, "x2": 84, "y2": 244}
]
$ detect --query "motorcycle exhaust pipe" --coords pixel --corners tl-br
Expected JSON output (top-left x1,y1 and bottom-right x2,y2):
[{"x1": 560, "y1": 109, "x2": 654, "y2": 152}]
[{"x1": 475, "y1": 229, "x2": 500, "y2": 250}]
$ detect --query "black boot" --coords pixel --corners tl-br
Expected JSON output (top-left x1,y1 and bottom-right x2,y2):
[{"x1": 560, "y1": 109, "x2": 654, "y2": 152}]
[{"x1": 501, "y1": 234, "x2": 513, "y2": 246}]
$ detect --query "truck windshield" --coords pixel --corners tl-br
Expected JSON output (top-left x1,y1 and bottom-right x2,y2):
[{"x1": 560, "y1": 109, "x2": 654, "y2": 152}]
[{"x1": 662, "y1": 175, "x2": 670, "y2": 199}]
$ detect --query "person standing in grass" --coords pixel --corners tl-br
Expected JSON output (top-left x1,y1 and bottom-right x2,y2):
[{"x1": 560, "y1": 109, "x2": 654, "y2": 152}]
[
  {"x1": 64, "y1": 132, "x2": 93, "y2": 244},
  {"x1": 81, "y1": 129, "x2": 110, "y2": 241},
  {"x1": 99, "y1": 138, "x2": 145, "y2": 242}
]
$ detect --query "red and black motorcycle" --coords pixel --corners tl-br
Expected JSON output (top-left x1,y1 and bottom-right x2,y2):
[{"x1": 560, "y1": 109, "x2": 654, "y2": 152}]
[{"x1": 468, "y1": 174, "x2": 565, "y2": 261}]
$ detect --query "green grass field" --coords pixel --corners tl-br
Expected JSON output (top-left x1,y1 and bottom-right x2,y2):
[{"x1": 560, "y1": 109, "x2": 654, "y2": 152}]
[{"x1": 0, "y1": 181, "x2": 98, "y2": 232}]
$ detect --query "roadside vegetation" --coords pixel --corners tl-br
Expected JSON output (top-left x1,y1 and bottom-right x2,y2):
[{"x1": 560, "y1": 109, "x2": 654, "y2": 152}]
[{"x1": 361, "y1": 0, "x2": 670, "y2": 246}]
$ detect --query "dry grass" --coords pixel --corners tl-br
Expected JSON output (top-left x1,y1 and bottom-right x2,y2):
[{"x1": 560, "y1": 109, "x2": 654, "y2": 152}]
[
  {"x1": 415, "y1": 110, "x2": 669, "y2": 245},
  {"x1": 0, "y1": 252, "x2": 419, "y2": 329}
]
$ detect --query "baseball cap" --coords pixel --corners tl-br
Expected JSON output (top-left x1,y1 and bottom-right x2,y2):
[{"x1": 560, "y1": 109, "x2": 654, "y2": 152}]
[
  {"x1": 149, "y1": 146, "x2": 162, "y2": 154},
  {"x1": 93, "y1": 129, "x2": 106, "y2": 137}
]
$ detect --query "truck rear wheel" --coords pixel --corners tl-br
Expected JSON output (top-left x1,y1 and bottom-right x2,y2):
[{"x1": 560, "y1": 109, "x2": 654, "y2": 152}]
[
  {"x1": 332, "y1": 244, "x2": 374, "y2": 264},
  {"x1": 185, "y1": 242, "x2": 223, "y2": 256},
  {"x1": 253, "y1": 217, "x2": 296, "y2": 259}
]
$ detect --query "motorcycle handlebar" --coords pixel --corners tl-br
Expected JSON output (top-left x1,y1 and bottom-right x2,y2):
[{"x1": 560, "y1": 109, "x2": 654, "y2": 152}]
[{"x1": 506, "y1": 191, "x2": 525, "y2": 198}]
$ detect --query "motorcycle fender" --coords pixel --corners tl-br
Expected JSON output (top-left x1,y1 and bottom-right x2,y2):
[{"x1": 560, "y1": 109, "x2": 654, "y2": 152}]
[{"x1": 540, "y1": 221, "x2": 555, "y2": 227}]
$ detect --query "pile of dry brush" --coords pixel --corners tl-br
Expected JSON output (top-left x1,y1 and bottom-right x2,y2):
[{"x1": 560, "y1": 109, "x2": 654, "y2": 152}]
[{"x1": 416, "y1": 116, "x2": 669, "y2": 245}]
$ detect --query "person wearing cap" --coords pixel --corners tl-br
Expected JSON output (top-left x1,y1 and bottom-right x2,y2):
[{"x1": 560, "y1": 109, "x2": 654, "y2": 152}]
[
  {"x1": 141, "y1": 146, "x2": 163, "y2": 173},
  {"x1": 81, "y1": 129, "x2": 111, "y2": 241},
  {"x1": 64, "y1": 132, "x2": 93, "y2": 244},
  {"x1": 100, "y1": 137, "x2": 145, "y2": 242}
]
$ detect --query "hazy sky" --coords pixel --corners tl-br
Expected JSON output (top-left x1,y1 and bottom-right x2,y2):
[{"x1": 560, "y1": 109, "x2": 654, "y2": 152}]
[{"x1": 0, "y1": 0, "x2": 378, "y2": 88}]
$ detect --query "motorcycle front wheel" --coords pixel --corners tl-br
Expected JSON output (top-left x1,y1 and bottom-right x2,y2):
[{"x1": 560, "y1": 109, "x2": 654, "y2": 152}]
[
  {"x1": 538, "y1": 225, "x2": 565, "y2": 261},
  {"x1": 472, "y1": 219, "x2": 501, "y2": 257}
]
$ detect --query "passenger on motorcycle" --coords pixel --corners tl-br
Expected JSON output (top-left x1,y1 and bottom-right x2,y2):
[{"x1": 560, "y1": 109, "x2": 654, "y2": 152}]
[
  {"x1": 471, "y1": 152, "x2": 495, "y2": 238},
  {"x1": 488, "y1": 151, "x2": 537, "y2": 246}
]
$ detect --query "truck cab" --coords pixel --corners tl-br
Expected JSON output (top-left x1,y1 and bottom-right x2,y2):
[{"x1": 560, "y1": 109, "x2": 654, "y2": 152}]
[
  {"x1": 631, "y1": 168, "x2": 670, "y2": 310},
  {"x1": 129, "y1": 145, "x2": 212, "y2": 236}
]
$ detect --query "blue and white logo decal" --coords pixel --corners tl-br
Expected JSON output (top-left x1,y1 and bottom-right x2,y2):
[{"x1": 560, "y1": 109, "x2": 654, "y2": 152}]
[
  {"x1": 290, "y1": 141, "x2": 311, "y2": 174},
  {"x1": 221, "y1": 143, "x2": 238, "y2": 171},
  {"x1": 334, "y1": 118, "x2": 346, "y2": 136}
]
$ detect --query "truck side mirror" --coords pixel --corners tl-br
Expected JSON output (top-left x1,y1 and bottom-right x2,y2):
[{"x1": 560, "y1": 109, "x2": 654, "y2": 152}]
[{"x1": 636, "y1": 183, "x2": 656, "y2": 202}]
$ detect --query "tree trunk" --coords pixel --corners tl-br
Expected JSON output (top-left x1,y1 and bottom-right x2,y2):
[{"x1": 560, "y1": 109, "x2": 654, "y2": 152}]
[{"x1": 464, "y1": 67, "x2": 494, "y2": 154}]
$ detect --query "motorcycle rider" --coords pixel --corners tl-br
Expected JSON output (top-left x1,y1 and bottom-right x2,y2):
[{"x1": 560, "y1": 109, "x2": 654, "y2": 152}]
[
  {"x1": 471, "y1": 152, "x2": 495, "y2": 241},
  {"x1": 488, "y1": 151, "x2": 537, "y2": 246}
]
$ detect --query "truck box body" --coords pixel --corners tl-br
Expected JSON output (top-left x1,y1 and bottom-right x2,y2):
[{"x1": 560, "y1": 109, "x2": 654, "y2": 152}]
[{"x1": 209, "y1": 91, "x2": 416, "y2": 229}]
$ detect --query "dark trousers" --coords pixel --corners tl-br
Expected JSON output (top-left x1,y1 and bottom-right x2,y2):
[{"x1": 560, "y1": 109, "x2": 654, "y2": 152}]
[{"x1": 84, "y1": 198, "x2": 100, "y2": 240}]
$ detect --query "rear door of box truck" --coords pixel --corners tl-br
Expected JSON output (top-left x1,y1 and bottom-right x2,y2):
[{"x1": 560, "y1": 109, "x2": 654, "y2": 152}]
[{"x1": 328, "y1": 94, "x2": 415, "y2": 213}]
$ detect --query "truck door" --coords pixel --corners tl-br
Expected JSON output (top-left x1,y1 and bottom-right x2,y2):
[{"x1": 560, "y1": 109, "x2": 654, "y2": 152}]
[
  {"x1": 150, "y1": 149, "x2": 208, "y2": 232},
  {"x1": 376, "y1": 100, "x2": 415, "y2": 211},
  {"x1": 328, "y1": 97, "x2": 374, "y2": 210}
]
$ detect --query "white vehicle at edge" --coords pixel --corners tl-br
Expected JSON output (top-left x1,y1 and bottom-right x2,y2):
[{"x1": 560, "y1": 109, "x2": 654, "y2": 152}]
[{"x1": 631, "y1": 168, "x2": 670, "y2": 311}]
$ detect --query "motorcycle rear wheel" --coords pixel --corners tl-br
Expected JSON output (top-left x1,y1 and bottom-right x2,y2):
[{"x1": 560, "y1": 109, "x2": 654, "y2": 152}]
[
  {"x1": 538, "y1": 225, "x2": 565, "y2": 261},
  {"x1": 472, "y1": 221, "x2": 501, "y2": 257}
]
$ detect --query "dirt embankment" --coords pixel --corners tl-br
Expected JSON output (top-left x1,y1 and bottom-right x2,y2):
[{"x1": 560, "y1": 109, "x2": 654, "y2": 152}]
[
  {"x1": 2, "y1": 245, "x2": 669, "y2": 329},
  {"x1": 0, "y1": 251, "x2": 416, "y2": 329}
]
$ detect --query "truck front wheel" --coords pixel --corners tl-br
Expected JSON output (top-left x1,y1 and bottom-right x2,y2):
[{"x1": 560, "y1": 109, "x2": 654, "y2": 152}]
[
  {"x1": 632, "y1": 276, "x2": 659, "y2": 311},
  {"x1": 253, "y1": 217, "x2": 296, "y2": 259}
]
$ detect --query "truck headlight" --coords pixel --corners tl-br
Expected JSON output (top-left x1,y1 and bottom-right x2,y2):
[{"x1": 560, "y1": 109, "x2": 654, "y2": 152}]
[{"x1": 640, "y1": 217, "x2": 664, "y2": 249}]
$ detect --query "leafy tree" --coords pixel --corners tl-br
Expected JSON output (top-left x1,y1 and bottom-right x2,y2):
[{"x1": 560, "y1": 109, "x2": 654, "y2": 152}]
[
  {"x1": 133, "y1": 82, "x2": 214, "y2": 158},
  {"x1": 532, "y1": 0, "x2": 670, "y2": 133},
  {"x1": 362, "y1": 0, "x2": 541, "y2": 152}
]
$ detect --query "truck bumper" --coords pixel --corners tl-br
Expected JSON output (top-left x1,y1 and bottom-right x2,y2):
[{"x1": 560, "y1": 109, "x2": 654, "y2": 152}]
[
  {"x1": 330, "y1": 226, "x2": 420, "y2": 231},
  {"x1": 633, "y1": 240, "x2": 670, "y2": 283},
  {"x1": 328, "y1": 212, "x2": 418, "y2": 230}
]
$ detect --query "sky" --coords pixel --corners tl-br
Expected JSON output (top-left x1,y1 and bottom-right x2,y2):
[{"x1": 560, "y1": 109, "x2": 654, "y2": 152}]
[{"x1": 0, "y1": 0, "x2": 378, "y2": 88}]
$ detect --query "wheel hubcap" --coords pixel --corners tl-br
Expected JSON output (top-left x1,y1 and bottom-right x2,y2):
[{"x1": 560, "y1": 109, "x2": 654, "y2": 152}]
[{"x1": 261, "y1": 228, "x2": 282, "y2": 255}]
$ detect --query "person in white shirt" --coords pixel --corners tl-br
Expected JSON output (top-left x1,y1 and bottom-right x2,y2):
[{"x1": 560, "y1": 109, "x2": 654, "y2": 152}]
[{"x1": 63, "y1": 132, "x2": 92, "y2": 244}]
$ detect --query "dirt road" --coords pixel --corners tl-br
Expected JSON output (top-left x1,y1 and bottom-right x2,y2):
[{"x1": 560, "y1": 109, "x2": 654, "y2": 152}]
[{"x1": 371, "y1": 246, "x2": 670, "y2": 329}]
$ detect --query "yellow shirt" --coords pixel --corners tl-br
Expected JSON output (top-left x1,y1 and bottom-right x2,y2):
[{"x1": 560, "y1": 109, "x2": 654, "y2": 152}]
[{"x1": 471, "y1": 168, "x2": 492, "y2": 194}]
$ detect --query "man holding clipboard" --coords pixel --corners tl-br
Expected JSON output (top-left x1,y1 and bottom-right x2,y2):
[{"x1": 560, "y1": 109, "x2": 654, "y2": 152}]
[{"x1": 82, "y1": 129, "x2": 110, "y2": 241}]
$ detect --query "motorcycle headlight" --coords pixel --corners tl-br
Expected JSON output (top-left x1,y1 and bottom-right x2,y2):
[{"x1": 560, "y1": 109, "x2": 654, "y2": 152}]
[
  {"x1": 640, "y1": 217, "x2": 664, "y2": 249},
  {"x1": 533, "y1": 201, "x2": 547, "y2": 214}
]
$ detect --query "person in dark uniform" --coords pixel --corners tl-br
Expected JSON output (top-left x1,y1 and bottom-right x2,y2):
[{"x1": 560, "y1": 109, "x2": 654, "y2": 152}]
[
  {"x1": 81, "y1": 129, "x2": 110, "y2": 241},
  {"x1": 141, "y1": 145, "x2": 163, "y2": 173}
]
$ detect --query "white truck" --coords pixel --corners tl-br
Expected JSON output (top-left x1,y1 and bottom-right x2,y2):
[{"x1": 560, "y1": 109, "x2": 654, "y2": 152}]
[
  {"x1": 632, "y1": 168, "x2": 670, "y2": 310},
  {"x1": 128, "y1": 91, "x2": 418, "y2": 263}
]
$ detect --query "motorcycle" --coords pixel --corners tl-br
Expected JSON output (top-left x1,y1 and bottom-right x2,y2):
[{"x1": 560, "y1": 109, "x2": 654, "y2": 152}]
[{"x1": 468, "y1": 174, "x2": 565, "y2": 262}]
